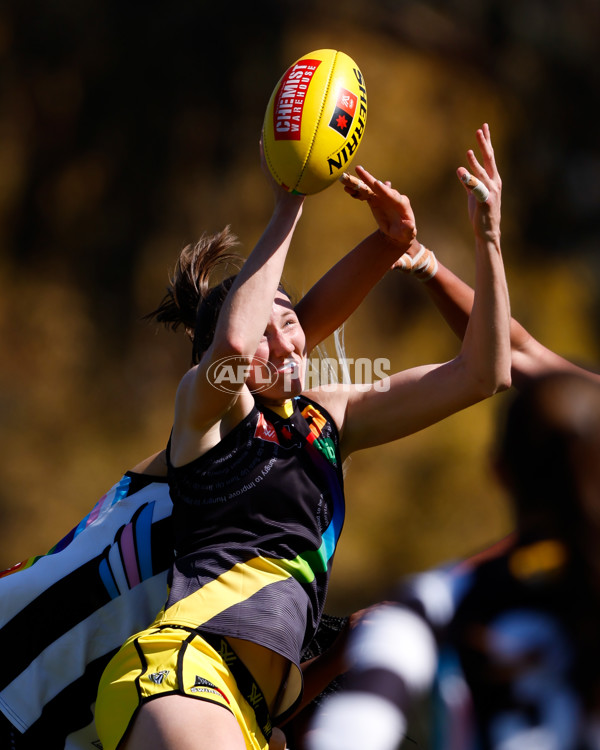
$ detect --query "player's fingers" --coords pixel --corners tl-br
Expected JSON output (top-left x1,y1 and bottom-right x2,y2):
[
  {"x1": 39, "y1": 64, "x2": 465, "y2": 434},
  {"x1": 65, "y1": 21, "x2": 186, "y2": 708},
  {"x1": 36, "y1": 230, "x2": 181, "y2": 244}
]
[
  {"x1": 479, "y1": 123, "x2": 493, "y2": 153},
  {"x1": 475, "y1": 124, "x2": 500, "y2": 179},
  {"x1": 354, "y1": 165, "x2": 386, "y2": 192},
  {"x1": 341, "y1": 182, "x2": 362, "y2": 199},
  {"x1": 342, "y1": 185, "x2": 363, "y2": 199},
  {"x1": 466, "y1": 148, "x2": 486, "y2": 177},
  {"x1": 339, "y1": 172, "x2": 375, "y2": 199},
  {"x1": 457, "y1": 167, "x2": 489, "y2": 203},
  {"x1": 355, "y1": 166, "x2": 406, "y2": 203}
]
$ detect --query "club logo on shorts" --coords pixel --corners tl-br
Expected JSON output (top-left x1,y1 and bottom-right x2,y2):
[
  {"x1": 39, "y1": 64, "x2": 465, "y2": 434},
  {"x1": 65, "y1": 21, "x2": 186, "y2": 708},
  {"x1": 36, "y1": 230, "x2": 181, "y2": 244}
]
[
  {"x1": 149, "y1": 670, "x2": 169, "y2": 684},
  {"x1": 191, "y1": 675, "x2": 230, "y2": 703},
  {"x1": 194, "y1": 675, "x2": 217, "y2": 689}
]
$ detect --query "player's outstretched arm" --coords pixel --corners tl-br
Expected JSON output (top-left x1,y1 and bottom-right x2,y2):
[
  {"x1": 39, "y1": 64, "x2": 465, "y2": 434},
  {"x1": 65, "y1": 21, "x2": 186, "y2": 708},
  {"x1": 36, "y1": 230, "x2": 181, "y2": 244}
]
[
  {"x1": 407, "y1": 260, "x2": 600, "y2": 388},
  {"x1": 340, "y1": 133, "x2": 599, "y2": 389},
  {"x1": 333, "y1": 125, "x2": 511, "y2": 455},
  {"x1": 296, "y1": 229, "x2": 408, "y2": 355}
]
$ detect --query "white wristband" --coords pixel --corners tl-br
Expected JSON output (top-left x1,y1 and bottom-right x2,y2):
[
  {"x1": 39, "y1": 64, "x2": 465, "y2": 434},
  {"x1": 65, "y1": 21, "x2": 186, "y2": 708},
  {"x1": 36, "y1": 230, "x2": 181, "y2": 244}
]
[{"x1": 398, "y1": 244, "x2": 438, "y2": 281}]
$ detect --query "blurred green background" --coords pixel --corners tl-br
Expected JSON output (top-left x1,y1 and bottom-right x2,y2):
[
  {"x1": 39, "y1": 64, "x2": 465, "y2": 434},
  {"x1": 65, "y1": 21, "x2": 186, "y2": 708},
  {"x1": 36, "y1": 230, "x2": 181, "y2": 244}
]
[{"x1": 0, "y1": 0, "x2": 599, "y2": 614}]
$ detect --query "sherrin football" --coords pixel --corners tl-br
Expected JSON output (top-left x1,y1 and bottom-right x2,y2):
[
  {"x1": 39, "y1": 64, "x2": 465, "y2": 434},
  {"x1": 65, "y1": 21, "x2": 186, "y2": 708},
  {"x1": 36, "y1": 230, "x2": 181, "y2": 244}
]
[{"x1": 262, "y1": 49, "x2": 367, "y2": 195}]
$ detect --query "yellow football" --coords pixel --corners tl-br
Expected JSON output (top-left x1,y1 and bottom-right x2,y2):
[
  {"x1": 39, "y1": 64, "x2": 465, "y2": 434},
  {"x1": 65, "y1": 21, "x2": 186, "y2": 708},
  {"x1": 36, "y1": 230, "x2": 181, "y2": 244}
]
[{"x1": 262, "y1": 49, "x2": 367, "y2": 195}]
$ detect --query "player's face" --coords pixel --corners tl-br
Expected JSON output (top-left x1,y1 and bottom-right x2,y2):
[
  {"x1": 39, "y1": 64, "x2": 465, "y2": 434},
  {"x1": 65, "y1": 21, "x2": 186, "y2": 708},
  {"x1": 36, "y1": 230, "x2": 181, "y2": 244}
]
[{"x1": 248, "y1": 292, "x2": 306, "y2": 404}]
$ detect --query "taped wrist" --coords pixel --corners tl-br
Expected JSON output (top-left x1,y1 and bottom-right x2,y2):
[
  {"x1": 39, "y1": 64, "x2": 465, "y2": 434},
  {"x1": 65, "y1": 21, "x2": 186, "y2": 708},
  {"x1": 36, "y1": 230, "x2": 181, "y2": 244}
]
[{"x1": 396, "y1": 243, "x2": 438, "y2": 281}]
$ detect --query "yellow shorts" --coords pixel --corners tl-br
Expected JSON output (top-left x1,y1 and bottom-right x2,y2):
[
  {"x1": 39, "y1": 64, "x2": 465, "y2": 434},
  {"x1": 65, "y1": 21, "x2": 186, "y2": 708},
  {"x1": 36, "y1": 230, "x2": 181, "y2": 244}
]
[{"x1": 95, "y1": 625, "x2": 272, "y2": 750}]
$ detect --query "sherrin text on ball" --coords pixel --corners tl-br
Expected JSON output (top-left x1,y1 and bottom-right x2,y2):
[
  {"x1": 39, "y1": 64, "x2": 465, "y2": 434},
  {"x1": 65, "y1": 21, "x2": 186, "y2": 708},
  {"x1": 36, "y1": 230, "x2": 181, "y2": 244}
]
[{"x1": 262, "y1": 49, "x2": 367, "y2": 195}]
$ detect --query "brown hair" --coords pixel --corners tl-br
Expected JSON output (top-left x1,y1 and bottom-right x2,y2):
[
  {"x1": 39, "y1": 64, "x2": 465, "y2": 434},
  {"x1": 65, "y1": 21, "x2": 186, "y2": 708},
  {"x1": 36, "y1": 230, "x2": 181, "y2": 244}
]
[{"x1": 145, "y1": 226, "x2": 243, "y2": 364}]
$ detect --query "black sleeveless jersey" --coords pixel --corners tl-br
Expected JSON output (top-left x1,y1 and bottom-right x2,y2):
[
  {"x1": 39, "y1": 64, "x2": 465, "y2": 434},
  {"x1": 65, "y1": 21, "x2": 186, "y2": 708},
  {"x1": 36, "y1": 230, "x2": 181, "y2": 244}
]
[{"x1": 161, "y1": 395, "x2": 345, "y2": 716}]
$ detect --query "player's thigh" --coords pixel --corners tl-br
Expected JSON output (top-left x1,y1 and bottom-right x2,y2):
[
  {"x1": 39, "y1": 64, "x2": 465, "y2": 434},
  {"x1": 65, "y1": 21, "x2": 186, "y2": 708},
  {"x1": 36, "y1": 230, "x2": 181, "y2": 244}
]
[{"x1": 123, "y1": 694, "x2": 246, "y2": 750}]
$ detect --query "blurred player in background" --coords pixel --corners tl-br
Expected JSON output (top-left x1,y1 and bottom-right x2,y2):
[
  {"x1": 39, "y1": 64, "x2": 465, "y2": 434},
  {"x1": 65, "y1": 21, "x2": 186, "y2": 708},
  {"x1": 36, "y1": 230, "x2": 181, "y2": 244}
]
[{"x1": 307, "y1": 371, "x2": 600, "y2": 750}]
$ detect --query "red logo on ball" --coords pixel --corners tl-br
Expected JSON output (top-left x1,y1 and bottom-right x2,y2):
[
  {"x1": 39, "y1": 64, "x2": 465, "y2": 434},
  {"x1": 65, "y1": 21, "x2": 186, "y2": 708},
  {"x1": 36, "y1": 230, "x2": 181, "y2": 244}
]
[
  {"x1": 328, "y1": 87, "x2": 356, "y2": 137},
  {"x1": 273, "y1": 59, "x2": 321, "y2": 141}
]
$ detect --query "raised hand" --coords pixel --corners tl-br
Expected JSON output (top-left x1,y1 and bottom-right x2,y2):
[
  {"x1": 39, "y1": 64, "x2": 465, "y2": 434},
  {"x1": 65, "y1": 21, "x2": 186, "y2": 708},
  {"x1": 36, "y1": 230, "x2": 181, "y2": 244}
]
[
  {"x1": 340, "y1": 166, "x2": 416, "y2": 250},
  {"x1": 456, "y1": 123, "x2": 501, "y2": 242}
]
